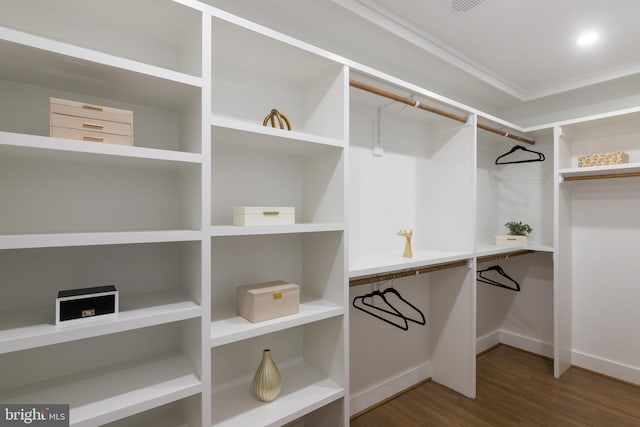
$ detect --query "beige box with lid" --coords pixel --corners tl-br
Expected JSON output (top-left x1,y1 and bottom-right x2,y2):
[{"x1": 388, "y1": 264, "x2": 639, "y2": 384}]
[
  {"x1": 236, "y1": 280, "x2": 300, "y2": 323},
  {"x1": 50, "y1": 97, "x2": 133, "y2": 146},
  {"x1": 233, "y1": 206, "x2": 295, "y2": 226}
]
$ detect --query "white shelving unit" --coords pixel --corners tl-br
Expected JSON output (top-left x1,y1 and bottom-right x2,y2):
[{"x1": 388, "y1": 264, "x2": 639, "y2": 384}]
[{"x1": 555, "y1": 109, "x2": 640, "y2": 381}]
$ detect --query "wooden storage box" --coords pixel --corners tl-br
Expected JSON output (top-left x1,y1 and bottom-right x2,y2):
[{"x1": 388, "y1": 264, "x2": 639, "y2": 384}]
[
  {"x1": 236, "y1": 280, "x2": 299, "y2": 323},
  {"x1": 50, "y1": 97, "x2": 133, "y2": 146},
  {"x1": 495, "y1": 235, "x2": 528, "y2": 247},
  {"x1": 578, "y1": 151, "x2": 628, "y2": 167},
  {"x1": 56, "y1": 285, "x2": 118, "y2": 325},
  {"x1": 233, "y1": 206, "x2": 295, "y2": 226}
]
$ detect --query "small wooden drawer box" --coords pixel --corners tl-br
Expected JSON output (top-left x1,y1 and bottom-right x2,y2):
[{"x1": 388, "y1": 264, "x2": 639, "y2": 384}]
[
  {"x1": 233, "y1": 207, "x2": 295, "y2": 226},
  {"x1": 50, "y1": 97, "x2": 133, "y2": 146},
  {"x1": 236, "y1": 280, "x2": 300, "y2": 323},
  {"x1": 56, "y1": 285, "x2": 118, "y2": 325},
  {"x1": 578, "y1": 151, "x2": 628, "y2": 167},
  {"x1": 495, "y1": 235, "x2": 528, "y2": 247}
]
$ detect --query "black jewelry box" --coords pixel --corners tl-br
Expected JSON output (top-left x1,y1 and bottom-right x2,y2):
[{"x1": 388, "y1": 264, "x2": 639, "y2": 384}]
[{"x1": 56, "y1": 285, "x2": 118, "y2": 325}]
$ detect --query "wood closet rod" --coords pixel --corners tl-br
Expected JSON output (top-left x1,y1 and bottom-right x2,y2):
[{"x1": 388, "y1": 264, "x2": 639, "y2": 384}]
[
  {"x1": 349, "y1": 259, "x2": 468, "y2": 287},
  {"x1": 476, "y1": 250, "x2": 534, "y2": 264},
  {"x1": 563, "y1": 171, "x2": 640, "y2": 181},
  {"x1": 349, "y1": 79, "x2": 468, "y2": 123},
  {"x1": 349, "y1": 79, "x2": 536, "y2": 145}
]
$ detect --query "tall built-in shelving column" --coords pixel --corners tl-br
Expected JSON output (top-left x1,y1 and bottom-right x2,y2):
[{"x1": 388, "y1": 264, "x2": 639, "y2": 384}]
[
  {"x1": 208, "y1": 13, "x2": 348, "y2": 427},
  {"x1": 556, "y1": 110, "x2": 640, "y2": 382},
  {"x1": 0, "y1": 1, "x2": 207, "y2": 426}
]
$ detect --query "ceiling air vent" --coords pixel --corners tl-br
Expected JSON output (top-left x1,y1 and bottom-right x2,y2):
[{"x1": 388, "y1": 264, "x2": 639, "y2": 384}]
[{"x1": 450, "y1": 0, "x2": 485, "y2": 13}]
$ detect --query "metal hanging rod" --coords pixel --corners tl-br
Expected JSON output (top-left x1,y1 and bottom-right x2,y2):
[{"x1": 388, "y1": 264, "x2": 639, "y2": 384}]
[
  {"x1": 349, "y1": 259, "x2": 468, "y2": 288},
  {"x1": 349, "y1": 79, "x2": 536, "y2": 145},
  {"x1": 476, "y1": 250, "x2": 534, "y2": 264},
  {"x1": 563, "y1": 171, "x2": 640, "y2": 181}
]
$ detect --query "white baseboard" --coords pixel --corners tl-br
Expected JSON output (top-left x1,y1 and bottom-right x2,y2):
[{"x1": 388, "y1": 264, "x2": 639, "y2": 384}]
[
  {"x1": 499, "y1": 330, "x2": 554, "y2": 358},
  {"x1": 572, "y1": 349, "x2": 640, "y2": 385},
  {"x1": 476, "y1": 329, "x2": 553, "y2": 359},
  {"x1": 349, "y1": 362, "x2": 431, "y2": 417},
  {"x1": 476, "y1": 331, "x2": 500, "y2": 354}
]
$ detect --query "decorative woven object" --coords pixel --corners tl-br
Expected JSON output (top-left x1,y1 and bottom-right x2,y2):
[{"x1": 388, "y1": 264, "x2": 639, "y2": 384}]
[
  {"x1": 262, "y1": 109, "x2": 291, "y2": 130},
  {"x1": 578, "y1": 151, "x2": 629, "y2": 167},
  {"x1": 252, "y1": 349, "x2": 282, "y2": 402}
]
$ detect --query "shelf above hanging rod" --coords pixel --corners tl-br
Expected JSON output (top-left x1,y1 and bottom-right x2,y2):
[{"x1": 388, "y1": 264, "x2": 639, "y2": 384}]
[
  {"x1": 476, "y1": 249, "x2": 534, "y2": 264},
  {"x1": 563, "y1": 171, "x2": 640, "y2": 181},
  {"x1": 349, "y1": 79, "x2": 536, "y2": 145},
  {"x1": 349, "y1": 259, "x2": 469, "y2": 287}
]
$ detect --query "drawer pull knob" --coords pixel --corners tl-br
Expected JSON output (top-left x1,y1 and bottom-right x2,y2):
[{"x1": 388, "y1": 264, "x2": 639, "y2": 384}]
[
  {"x1": 83, "y1": 135, "x2": 105, "y2": 142},
  {"x1": 83, "y1": 122, "x2": 104, "y2": 129},
  {"x1": 273, "y1": 291, "x2": 283, "y2": 300},
  {"x1": 81, "y1": 308, "x2": 96, "y2": 317},
  {"x1": 82, "y1": 103, "x2": 104, "y2": 111},
  {"x1": 263, "y1": 211, "x2": 280, "y2": 216}
]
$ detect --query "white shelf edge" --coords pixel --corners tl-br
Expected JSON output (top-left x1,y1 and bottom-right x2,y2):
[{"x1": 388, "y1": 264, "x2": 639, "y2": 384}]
[
  {"x1": 211, "y1": 359, "x2": 344, "y2": 427},
  {"x1": 0, "y1": 131, "x2": 203, "y2": 165},
  {"x1": 475, "y1": 244, "x2": 554, "y2": 260},
  {"x1": 2, "y1": 353, "x2": 202, "y2": 427},
  {"x1": 0, "y1": 230, "x2": 203, "y2": 250},
  {"x1": 211, "y1": 115, "x2": 345, "y2": 148},
  {"x1": 0, "y1": 26, "x2": 202, "y2": 87},
  {"x1": 559, "y1": 162, "x2": 640, "y2": 178},
  {"x1": 0, "y1": 290, "x2": 202, "y2": 355},
  {"x1": 211, "y1": 223, "x2": 344, "y2": 237},
  {"x1": 210, "y1": 298, "x2": 344, "y2": 348},
  {"x1": 349, "y1": 250, "x2": 474, "y2": 278}
]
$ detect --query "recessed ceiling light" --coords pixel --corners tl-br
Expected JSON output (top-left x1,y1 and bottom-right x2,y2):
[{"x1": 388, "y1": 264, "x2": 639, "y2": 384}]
[{"x1": 577, "y1": 31, "x2": 599, "y2": 47}]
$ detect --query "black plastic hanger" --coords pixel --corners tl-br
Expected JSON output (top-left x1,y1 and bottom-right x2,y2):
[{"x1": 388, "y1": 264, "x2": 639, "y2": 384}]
[
  {"x1": 352, "y1": 290, "x2": 409, "y2": 331},
  {"x1": 495, "y1": 145, "x2": 545, "y2": 165},
  {"x1": 379, "y1": 287, "x2": 426, "y2": 325},
  {"x1": 477, "y1": 265, "x2": 520, "y2": 291}
]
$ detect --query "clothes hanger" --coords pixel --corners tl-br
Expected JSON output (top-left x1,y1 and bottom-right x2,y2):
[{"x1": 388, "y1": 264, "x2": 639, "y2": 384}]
[
  {"x1": 379, "y1": 286, "x2": 426, "y2": 325},
  {"x1": 495, "y1": 145, "x2": 545, "y2": 165},
  {"x1": 352, "y1": 289, "x2": 409, "y2": 331},
  {"x1": 477, "y1": 265, "x2": 521, "y2": 291}
]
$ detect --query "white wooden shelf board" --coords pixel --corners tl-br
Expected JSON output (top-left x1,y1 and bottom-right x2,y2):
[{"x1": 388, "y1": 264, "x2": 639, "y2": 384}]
[
  {"x1": 0, "y1": 131, "x2": 203, "y2": 167},
  {"x1": 475, "y1": 243, "x2": 554, "y2": 259},
  {"x1": 211, "y1": 223, "x2": 344, "y2": 237},
  {"x1": 349, "y1": 250, "x2": 473, "y2": 278},
  {"x1": 0, "y1": 290, "x2": 202, "y2": 354},
  {"x1": 210, "y1": 297, "x2": 344, "y2": 348},
  {"x1": 0, "y1": 230, "x2": 203, "y2": 250},
  {"x1": 211, "y1": 115, "x2": 344, "y2": 150},
  {"x1": 0, "y1": 353, "x2": 202, "y2": 427},
  {"x1": 559, "y1": 162, "x2": 640, "y2": 179},
  {"x1": 211, "y1": 359, "x2": 344, "y2": 427},
  {"x1": 0, "y1": 27, "x2": 200, "y2": 109}
]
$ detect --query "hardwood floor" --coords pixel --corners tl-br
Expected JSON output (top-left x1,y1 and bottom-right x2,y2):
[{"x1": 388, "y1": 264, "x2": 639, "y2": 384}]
[{"x1": 350, "y1": 345, "x2": 640, "y2": 426}]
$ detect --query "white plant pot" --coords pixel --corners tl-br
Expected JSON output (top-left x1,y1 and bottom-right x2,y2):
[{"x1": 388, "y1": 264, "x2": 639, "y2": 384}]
[{"x1": 495, "y1": 235, "x2": 528, "y2": 246}]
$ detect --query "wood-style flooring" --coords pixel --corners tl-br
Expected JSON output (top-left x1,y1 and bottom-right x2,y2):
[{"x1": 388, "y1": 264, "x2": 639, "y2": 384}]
[{"x1": 350, "y1": 345, "x2": 640, "y2": 426}]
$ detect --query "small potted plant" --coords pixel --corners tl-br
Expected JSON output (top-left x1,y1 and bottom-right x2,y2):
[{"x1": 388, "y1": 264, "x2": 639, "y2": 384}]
[{"x1": 495, "y1": 221, "x2": 532, "y2": 246}]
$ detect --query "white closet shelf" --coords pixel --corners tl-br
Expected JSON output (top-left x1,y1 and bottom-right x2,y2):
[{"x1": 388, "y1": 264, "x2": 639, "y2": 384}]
[
  {"x1": 0, "y1": 131, "x2": 203, "y2": 167},
  {"x1": 211, "y1": 115, "x2": 345, "y2": 151},
  {"x1": 211, "y1": 223, "x2": 344, "y2": 237},
  {"x1": 559, "y1": 162, "x2": 640, "y2": 180},
  {"x1": 475, "y1": 243, "x2": 554, "y2": 260},
  {"x1": 0, "y1": 353, "x2": 202, "y2": 427},
  {"x1": 211, "y1": 359, "x2": 344, "y2": 427},
  {"x1": 0, "y1": 290, "x2": 201, "y2": 355},
  {"x1": 0, "y1": 27, "x2": 200, "y2": 109},
  {"x1": 210, "y1": 297, "x2": 343, "y2": 348},
  {"x1": 349, "y1": 250, "x2": 473, "y2": 278},
  {"x1": 0, "y1": 230, "x2": 203, "y2": 250}
]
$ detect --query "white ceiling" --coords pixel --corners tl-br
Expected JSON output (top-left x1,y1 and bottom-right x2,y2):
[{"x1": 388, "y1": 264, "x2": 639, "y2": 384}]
[{"x1": 332, "y1": 0, "x2": 640, "y2": 101}]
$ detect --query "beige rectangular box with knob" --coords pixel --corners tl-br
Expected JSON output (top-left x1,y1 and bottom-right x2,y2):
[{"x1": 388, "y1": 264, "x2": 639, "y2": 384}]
[
  {"x1": 233, "y1": 206, "x2": 295, "y2": 226},
  {"x1": 236, "y1": 280, "x2": 300, "y2": 323},
  {"x1": 50, "y1": 97, "x2": 133, "y2": 146}
]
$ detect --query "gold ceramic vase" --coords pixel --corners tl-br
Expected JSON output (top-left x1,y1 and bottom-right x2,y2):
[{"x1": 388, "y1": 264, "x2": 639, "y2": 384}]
[{"x1": 252, "y1": 349, "x2": 282, "y2": 402}]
